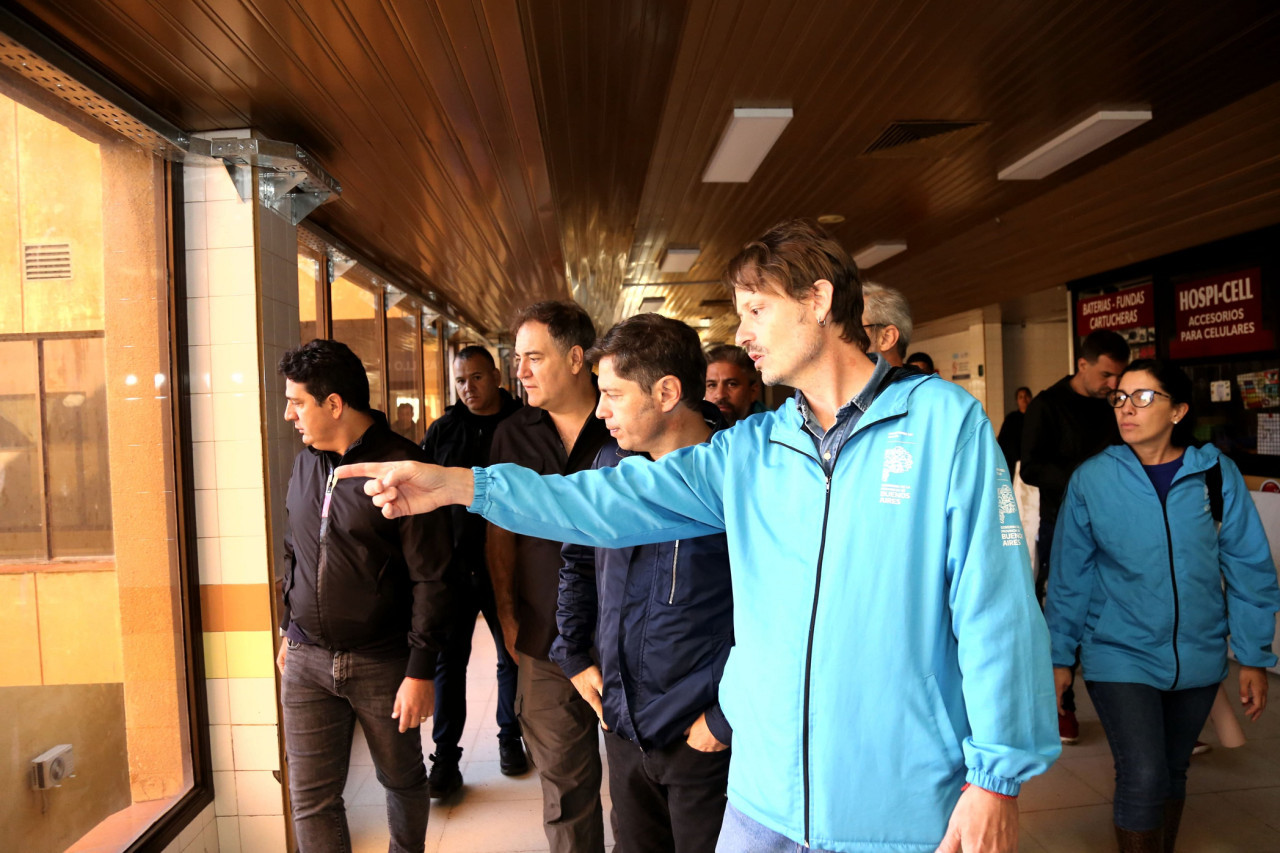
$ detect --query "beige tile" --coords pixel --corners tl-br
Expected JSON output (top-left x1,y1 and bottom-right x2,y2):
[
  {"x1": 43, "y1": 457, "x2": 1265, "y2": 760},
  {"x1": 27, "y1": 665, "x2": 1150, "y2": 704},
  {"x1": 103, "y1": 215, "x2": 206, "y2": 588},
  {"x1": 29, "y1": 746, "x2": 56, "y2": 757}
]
[
  {"x1": 184, "y1": 202, "x2": 207, "y2": 251},
  {"x1": 224, "y1": 631, "x2": 275, "y2": 679},
  {"x1": 217, "y1": 488, "x2": 267, "y2": 538},
  {"x1": 213, "y1": 770, "x2": 237, "y2": 816},
  {"x1": 197, "y1": 537, "x2": 223, "y2": 585},
  {"x1": 211, "y1": 724, "x2": 234, "y2": 771},
  {"x1": 190, "y1": 392, "x2": 215, "y2": 442},
  {"x1": 177, "y1": 811, "x2": 202, "y2": 849},
  {"x1": 213, "y1": 391, "x2": 262, "y2": 443},
  {"x1": 1053, "y1": 754, "x2": 1118, "y2": 800},
  {"x1": 218, "y1": 535, "x2": 269, "y2": 585},
  {"x1": 197, "y1": 821, "x2": 220, "y2": 853},
  {"x1": 204, "y1": 632, "x2": 228, "y2": 679},
  {"x1": 209, "y1": 294, "x2": 257, "y2": 345},
  {"x1": 1185, "y1": 744, "x2": 1280, "y2": 794},
  {"x1": 454, "y1": 760, "x2": 544, "y2": 804},
  {"x1": 1018, "y1": 761, "x2": 1110, "y2": 813},
  {"x1": 190, "y1": 346, "x2": 214, "y2": 395},
  {"x1": 183, "y1": 164, "x2": 207, "y2": 203},
  {"x1": 1180, "y1": 791, "x2": 1280, "y2": 849},
  {"x1": 205, "y1": 161, "x2": 244, "y2": 203},
  {"x1": 188, "y1": 297, "x2": 211, "y2": 347},
  {"x1": 1019, "y1": 803, "x2": 1116, "y2": 853},
  {"x1": 434, "y1": 798, "x2": 547, "y2": 853},
  {"x1": 350, "y1": 721, "x2": 373, "y2": 766},
  {"x1": 214, "y1": 439, "x2": 264, "y2": 489},
  {"x1": 236, "y1": 816, "x2": 286, "y2": 853},
  {"x1": 215, "y1": 817, "x2": 240, "y2": 853},
  {"x1": 345, "y1": 764, "x2": 383, "y2": 807},
  {"x1": 193, "y1": 441, "x2": 218, "y2": 490},
  {"x1": 206, "y1": 201, "x2": 255, "y2": 251},
  {"x1": 207, "y1": 677, "x2": 231, "y2": 725},
  {"x1": 227, "y1": 676, "x2": 278, "y2": 725},
  {"x1": 234, "y1": 769, "x2": 283, "y2": 815},
  {"x1": 187, "y1": 248, "x2": 210, "y2": 298},
  {"x1": 211, "y1": 343, "x2": 260, "y2": 394},
  {"x1": 194, "y1": 490, "x2": 220, "y2": 536}
]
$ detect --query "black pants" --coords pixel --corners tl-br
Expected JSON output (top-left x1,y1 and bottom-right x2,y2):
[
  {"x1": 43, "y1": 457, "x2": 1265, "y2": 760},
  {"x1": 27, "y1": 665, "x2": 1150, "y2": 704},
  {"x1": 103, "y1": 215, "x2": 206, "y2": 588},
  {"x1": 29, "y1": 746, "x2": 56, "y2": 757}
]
[
  {"x1": 1037, "y1": 513, "x2": 1077, "y2": 713},
  {"x1": 603, "y1": 729, "x2": 731, "y2": 853}
]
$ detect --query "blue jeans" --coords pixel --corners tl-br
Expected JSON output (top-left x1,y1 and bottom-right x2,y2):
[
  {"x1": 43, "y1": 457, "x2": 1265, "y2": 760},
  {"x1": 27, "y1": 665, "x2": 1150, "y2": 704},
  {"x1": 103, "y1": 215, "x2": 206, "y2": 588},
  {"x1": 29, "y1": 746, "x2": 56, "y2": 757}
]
[
  {"x1": 281, "y1": 640, "x2": 429, "y2": 853},
  {"x1": 432, "y1": 567, "x2": 520, "y2": 759},
  {"x1": 715, "y1": 802, "x2": 840, "y2": 853},
  {"x1": 1086, "y1": 680, "x2": 1218, "y2": 831}
]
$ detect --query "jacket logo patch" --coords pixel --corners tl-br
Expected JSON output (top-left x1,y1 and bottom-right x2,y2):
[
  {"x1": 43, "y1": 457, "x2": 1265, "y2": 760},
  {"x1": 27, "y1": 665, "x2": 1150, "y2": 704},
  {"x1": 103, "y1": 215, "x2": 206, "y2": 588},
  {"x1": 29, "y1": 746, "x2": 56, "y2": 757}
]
[
  {"x1": 880, "y1": 446, "x2": 914, "y2": 504},
  {"x1": 998, "y1": 483, "x2": 1024, "y2": 547}
]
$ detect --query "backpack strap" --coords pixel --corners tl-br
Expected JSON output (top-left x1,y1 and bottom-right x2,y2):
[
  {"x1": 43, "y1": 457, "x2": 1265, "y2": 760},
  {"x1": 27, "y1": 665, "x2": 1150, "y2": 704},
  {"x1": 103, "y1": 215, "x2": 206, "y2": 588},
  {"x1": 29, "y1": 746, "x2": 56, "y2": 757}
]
[{"x1": 1206, "y1": 459, "x2": 1223, "y2": 526}]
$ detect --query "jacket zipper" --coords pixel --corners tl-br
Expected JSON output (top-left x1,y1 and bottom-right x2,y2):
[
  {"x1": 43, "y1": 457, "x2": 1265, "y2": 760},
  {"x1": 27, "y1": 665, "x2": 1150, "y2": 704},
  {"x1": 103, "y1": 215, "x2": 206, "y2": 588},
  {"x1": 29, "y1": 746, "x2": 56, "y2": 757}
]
[
  {"x1": 668, "y1": 539, "x2": 680, "y2": 604},
  {"x1": 316, "y1": 464, "x2": 338, "y2": 644},
  {"x1": 1161, "y1": 498, "x2": 1182, "y2": 688}
]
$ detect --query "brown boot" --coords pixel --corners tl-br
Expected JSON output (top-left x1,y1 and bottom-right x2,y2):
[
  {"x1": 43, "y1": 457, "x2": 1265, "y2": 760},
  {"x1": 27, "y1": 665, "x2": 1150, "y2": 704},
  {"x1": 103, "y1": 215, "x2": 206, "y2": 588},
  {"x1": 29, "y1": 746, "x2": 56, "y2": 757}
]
[
  {"x1": 1162, "y1": 799, "x2": 1185, "y2": 852},
  {"x1": 1115, "y1": 824, "x2": 1163, "y2": 852}
]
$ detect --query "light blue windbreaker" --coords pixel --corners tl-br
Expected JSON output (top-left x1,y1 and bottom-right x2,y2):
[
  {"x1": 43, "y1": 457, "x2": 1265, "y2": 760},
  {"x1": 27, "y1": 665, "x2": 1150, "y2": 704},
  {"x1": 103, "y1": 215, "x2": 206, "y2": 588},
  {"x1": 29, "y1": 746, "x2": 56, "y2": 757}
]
[
  {"x1": 470, "y1": 372, "x2": 1060, "y2": 852},
  {"x1": 1045, "y1": 444, "x2": 1279, "y2": 689}
]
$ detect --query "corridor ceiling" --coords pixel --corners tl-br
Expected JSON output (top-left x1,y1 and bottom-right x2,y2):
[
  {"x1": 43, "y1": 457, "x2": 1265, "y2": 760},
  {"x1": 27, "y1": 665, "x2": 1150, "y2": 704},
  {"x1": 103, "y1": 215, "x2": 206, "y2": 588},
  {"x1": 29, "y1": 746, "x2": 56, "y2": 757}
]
[{"x1": 6, "y1": 1, "x2": 1280, "y2": 341}]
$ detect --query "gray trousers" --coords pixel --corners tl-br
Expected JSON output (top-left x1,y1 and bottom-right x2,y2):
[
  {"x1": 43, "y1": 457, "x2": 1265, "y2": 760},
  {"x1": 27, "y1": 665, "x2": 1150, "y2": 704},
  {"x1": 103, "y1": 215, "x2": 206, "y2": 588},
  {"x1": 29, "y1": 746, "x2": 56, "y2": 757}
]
[{"x1": 517, "y1": 653, "x2": 605, "y2": 853}]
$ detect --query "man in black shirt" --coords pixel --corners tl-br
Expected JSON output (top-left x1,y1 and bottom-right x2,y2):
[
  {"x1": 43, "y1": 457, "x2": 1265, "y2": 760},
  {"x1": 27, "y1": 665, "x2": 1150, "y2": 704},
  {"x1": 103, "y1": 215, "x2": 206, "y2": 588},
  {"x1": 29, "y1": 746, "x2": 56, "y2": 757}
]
[
  {"x1": 1020, "y1": 329, "x2": 1129, "y2": 743},
  {"x1": 276, "y1": 339, "x2": 453, "y2": 852},
  {"x1": 489, "y1": 302, "x2": 611, "y2": 853},
  {"x1": 421, "y1": 345, "x2": 525, "y2": 795},
  {"x1": 997, "y1": 386, "x2": 1032, "y2": 472}
]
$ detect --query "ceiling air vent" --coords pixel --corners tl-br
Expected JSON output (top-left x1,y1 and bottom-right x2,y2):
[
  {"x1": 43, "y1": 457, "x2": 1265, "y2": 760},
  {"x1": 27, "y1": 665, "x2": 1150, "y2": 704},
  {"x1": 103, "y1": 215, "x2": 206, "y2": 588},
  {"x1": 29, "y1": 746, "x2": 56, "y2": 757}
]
[
  {"x1": 24, "y1": 243, "x2": 72, "y2": 280},
  {"x1": 862, "y1": 121, "x2": 986, "y2": 158}
]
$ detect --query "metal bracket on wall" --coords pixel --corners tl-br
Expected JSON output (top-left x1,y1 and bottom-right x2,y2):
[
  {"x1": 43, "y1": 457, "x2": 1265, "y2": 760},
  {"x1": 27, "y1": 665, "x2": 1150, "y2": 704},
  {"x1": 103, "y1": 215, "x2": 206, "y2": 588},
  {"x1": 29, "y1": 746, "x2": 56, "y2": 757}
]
[{"x1": 190, "y1": 137, "x2": 342, "y2": 225}]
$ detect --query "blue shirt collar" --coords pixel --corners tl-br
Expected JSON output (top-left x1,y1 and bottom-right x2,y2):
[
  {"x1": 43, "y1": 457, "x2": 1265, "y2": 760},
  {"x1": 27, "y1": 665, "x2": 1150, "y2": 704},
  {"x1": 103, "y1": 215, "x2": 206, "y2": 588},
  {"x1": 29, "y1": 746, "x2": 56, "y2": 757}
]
[{"x1": 795, "y1": 351, "x2": 891, "y2": 439}]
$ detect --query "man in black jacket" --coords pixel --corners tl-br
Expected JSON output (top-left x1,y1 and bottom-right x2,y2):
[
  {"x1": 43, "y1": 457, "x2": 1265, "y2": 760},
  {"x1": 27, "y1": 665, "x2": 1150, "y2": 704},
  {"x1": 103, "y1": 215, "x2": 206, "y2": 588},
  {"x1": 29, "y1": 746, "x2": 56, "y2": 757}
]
[
  {"x1": 276, "y1": 339, "x2": 453, "y2": 853},
  {"x1": 1020, "y1": 328, "x2": 1128, "y2": 744},
  {"x1": 421, "y1": 345, "x2": 526, "y2": 795},
  {"x1": 552, "y1": 314, "x2": 734, "y2": 852}
]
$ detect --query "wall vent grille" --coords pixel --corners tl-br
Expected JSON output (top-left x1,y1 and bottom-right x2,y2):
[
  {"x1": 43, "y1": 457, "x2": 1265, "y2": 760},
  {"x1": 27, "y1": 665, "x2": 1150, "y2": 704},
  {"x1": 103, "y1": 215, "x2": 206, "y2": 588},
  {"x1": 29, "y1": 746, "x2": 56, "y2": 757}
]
[{"x1": 24, "y1": 243, "x2": 72, "y2": 280}]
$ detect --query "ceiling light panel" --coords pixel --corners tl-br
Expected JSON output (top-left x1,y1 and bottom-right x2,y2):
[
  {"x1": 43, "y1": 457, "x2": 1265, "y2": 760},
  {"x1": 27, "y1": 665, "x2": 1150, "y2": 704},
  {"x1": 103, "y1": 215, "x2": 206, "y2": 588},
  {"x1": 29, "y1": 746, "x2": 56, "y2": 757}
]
[
  {"x1": 659, "y1": 246, "x2": 701, "y2": 273},
  {"x1": 998, "y1": 108, "x2": 1152, "y2": 181},
  {"x1": 852, "y1": 241, "x2": 908, "y2": 269},
  {"x1": 702, "y1": 108, "x2": 793, "y2": 183}
]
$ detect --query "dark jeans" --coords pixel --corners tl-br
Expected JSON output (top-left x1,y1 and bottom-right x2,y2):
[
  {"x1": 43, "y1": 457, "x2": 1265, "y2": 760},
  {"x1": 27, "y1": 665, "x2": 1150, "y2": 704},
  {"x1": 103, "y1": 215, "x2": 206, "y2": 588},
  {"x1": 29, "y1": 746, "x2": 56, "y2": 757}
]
[
  {"x1": 1087, "y1": 680, "x2": 1218, "y2": 831},
  {"x1": 281, "y1": 640, "x2": 429, "y2": 853},
  {"x1": 604, "y1": 730, "x2": 731, "y2": 853},
  {"x1": 432, "y1": 568, "x2": 520, "y2": 760},
  {"x1": 1037, "y1": 514, "x2": 1077, "y2": 713}
]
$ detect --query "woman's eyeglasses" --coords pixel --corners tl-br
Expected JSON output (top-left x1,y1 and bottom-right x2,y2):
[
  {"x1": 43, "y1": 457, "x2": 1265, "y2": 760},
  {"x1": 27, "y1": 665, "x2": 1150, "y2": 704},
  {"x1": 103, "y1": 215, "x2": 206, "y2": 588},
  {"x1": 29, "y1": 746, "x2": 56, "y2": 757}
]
[{"x1": 1107, "y1": 388, "x2": 1170, "y2": 408}]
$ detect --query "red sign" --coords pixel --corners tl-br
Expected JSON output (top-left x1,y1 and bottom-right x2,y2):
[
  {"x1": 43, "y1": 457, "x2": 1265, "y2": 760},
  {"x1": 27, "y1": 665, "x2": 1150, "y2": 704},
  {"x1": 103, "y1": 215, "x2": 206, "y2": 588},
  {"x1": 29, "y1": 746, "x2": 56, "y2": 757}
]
[
  {"x1": 1075, "y1": 283, "x2": 1155, "y2": 334},
  {"x1": 1169, "y1": 268, "x2": 1272, "y2": 359}
]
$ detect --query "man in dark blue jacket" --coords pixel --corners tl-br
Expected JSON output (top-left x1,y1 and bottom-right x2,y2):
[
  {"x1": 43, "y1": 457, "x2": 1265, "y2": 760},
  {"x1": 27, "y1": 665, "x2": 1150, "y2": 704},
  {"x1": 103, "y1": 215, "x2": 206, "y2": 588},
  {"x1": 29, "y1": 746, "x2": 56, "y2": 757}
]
[
  {"x1": 550, "y1": 314, "x2": 734, "y2": 853},
  {"x1": 421, "y1": 345, "x2": 526, "y2": 794}
]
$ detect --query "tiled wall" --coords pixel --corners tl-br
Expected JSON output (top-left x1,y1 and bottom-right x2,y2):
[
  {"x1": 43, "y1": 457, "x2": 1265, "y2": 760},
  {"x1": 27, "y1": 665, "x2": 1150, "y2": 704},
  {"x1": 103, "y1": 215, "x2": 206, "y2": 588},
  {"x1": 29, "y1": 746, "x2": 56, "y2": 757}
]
[{"x1": 184, "y1": 145, "x2": 290, "y2": 853}]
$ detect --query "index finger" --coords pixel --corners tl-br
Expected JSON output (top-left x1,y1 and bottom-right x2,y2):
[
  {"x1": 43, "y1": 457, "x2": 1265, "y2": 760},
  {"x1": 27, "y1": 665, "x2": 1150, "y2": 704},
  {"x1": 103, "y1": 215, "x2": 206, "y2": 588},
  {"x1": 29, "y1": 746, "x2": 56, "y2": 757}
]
[{"x1": 334, "y1": 461, "x2": 396, "y2": 481}]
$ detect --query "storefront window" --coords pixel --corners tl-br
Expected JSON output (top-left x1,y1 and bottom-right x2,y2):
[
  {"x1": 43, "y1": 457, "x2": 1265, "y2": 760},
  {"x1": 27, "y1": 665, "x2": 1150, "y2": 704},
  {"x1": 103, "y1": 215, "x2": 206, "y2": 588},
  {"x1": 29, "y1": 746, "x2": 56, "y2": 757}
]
[
  {"x1": 422, "y1": 318, "x2": 444, "y2": 424},
  {"x1": 330, "y1": 266, "x2": 384, "y2": 411},
  {"x1": 386, "y1": 294, "x2": 424, "y2": 440},
  {"x1": 298, "y1": 242, "x2": 325, "y2": 344}
]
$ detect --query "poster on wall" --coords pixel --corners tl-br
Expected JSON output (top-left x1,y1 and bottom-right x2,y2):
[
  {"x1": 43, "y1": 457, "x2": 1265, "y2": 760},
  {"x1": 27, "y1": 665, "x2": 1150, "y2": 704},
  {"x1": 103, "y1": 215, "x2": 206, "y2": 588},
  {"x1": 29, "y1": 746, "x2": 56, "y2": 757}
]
[
  {"x1": 1074, "y1": 281, "x2": 1155, "y2": 357},
  {"x1": 1169, "y1": 267, "x2": 1273, "y2": 359},
  {"x1": 1238, "y1": 369, "x2": 1280, "y2": 410}
]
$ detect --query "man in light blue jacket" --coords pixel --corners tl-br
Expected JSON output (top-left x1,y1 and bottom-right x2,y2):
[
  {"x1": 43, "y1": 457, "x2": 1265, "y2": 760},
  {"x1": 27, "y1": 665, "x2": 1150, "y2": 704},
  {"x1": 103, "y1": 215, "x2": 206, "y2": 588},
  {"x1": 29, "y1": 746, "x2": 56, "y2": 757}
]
[{"x1": 340, "y1": 220, "x2": 1061, "y2": 853}]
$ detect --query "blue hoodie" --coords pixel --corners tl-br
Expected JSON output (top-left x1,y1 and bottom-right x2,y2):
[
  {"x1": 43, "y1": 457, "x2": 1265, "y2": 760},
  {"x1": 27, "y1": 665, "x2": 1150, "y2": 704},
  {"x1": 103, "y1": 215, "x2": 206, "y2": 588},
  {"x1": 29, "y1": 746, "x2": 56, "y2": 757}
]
[
  {"x1": 470, "y1": 372, "x2": 1059, "y2": 852},
  {"x1": 1045, "y1": 444, "x2": 1279, "y2": 688}
]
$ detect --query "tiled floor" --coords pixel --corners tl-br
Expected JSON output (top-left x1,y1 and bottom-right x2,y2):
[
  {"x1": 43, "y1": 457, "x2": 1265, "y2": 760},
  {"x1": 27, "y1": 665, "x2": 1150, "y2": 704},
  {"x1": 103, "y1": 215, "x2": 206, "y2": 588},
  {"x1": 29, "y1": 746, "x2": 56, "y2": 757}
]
[{"x1": 346, "y1": 620, "x2": 1280, "y2": 852}]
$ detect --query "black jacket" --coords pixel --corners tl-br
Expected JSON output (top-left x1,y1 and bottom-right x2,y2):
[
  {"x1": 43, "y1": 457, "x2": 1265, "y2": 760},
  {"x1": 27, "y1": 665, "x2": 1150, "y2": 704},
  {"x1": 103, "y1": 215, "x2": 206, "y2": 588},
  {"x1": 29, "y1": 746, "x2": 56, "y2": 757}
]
[
  {"x1": 550, "y1": 403, "x2": 734, "y2": 749},
  {"x1": 421, "y1": 390, "x2": 522, "y2": 572},
  {"x1": 1019, "y1": 375, "x2": 1119, "y2": 528},
  {"x1": 281, "y1": 411, "x2": 454, "y2": 679}
]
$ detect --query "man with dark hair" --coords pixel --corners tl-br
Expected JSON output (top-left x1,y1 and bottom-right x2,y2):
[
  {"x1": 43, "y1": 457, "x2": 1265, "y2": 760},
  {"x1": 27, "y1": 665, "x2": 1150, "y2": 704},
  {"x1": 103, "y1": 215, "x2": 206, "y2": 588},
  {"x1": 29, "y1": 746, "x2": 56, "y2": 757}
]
[
  {"x1": 486, "y1": 300, "x2": 610, "y2": 853},
  {"x1": 906, "y1": 351, "x2": 937, "y2": 374},
  {"x1": 342, "y1": 220, "x2": 1059, "y2": 853},
  {"x1": 860, "y1": 282, "x2": 912, "y2": 367},
  {"x1": 704, "y1": 343, "x2": 760, "y2": 425},
  {"x1": 420, "y1": 344, "x2": 525, "y2": 796},
  {"x1": 553, "y1": 314, "x2": 735, "y2": 851},
  {"x1": 275, "y1": 338, "x2": 453, "y2": 853},
  {"x1": 1021, "y1": 328, "x2": 1129, "y2": 744}
]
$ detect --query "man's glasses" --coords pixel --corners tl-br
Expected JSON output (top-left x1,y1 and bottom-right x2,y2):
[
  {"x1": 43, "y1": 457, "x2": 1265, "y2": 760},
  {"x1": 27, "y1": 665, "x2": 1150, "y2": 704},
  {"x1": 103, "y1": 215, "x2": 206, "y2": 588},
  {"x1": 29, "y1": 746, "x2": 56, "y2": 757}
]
[{"x1": 1107, "y1": 388, "x2": 1170, "y2": 408}]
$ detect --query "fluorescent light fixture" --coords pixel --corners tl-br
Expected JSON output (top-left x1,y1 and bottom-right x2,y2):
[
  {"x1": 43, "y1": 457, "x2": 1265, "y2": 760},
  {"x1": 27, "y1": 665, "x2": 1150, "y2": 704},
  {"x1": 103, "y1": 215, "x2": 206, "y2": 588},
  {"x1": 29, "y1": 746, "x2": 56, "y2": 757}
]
[
  {"x1": 638, "y1": 296, "x2": 666, "y2": 313},
  {"x1": 998, "y1": 108, "x2": 1152, "y2": 181},
  {"x1": 852, "y1": 241, "x2": 907, "y2": 269},
  {"x1": 659, "y1": 246, "x2": 701, "y2": 274},
  {"x1": 697, "y1": 317, "x2": 713, "y2": 329},
  {"x1": 702, "y1": 107, "x2": 793, "y2": 183}
]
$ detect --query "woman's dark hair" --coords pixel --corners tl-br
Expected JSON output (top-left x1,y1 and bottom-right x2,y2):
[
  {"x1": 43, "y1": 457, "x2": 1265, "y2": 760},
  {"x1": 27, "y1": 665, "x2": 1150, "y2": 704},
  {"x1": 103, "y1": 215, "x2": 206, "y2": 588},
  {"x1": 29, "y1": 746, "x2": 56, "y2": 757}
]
[
  {"x1": 278, "y1": 339, "x2": 372, "y2": 412},
  {"x1": 1120, "y1": 358, "x2": 1196, "y2": 447}
]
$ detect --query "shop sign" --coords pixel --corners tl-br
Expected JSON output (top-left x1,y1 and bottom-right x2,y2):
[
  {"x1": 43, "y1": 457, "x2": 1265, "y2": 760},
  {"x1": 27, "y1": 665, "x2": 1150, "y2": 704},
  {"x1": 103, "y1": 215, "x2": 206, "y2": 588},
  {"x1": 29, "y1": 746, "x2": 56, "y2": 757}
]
[
  {"x1": 1075, "y1": 282, "x2": 1154, "y2": 334},
  {"x1": 1169, "y1": 268, "x2": 1272, "y2": 359}
]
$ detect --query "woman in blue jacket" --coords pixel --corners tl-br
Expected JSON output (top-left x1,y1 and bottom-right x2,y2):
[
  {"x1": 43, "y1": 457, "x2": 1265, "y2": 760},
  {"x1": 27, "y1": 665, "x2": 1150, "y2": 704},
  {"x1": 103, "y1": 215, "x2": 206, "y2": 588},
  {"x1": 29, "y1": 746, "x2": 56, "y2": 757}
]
[{"x1": 1045, "y1": 359, "x2": 1279, "y2": 852}]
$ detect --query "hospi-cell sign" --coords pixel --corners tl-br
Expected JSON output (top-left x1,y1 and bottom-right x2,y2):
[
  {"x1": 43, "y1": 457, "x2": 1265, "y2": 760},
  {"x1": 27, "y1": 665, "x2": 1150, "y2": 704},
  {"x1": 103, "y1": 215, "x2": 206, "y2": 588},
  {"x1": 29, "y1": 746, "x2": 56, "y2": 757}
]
[{"x1": 1169, "y1": 268, "x2": 1273, "y2": 359}]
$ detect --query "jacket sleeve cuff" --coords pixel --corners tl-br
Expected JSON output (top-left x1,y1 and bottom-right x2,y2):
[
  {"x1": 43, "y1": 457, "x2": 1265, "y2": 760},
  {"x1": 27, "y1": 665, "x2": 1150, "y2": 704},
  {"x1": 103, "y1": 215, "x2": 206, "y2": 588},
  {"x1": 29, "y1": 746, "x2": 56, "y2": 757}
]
[
  {"x1": 961, "y1": 781, "x2": 1017, "y2": 801},
  {"x1": 553, "y1": 651, "x2": 594, "y2": 681},
  {"x1": 965, "y1": 769, "x2": 1021, "y2": 798},
  {"x1": 704, "y1": 704, "x2": 733, "y2": 746},
  {"x1": 468, "y1": 466, "x2": 491, "y2": 514},
  {"x1": 406, "y1": 647, "x2": 438, "y2": 681}
]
